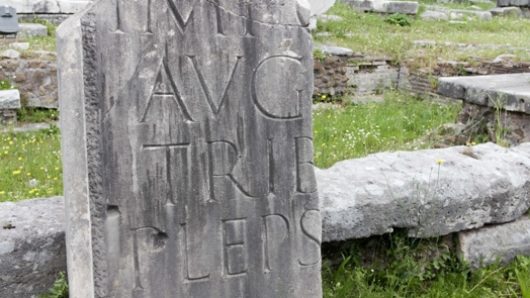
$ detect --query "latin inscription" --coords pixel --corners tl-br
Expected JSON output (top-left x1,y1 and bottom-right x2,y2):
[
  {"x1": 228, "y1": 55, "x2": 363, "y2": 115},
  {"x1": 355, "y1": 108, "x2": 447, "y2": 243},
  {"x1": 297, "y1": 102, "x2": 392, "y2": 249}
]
[{"x1": 91, "y1": 0, "x2": 321, "y2": 296}]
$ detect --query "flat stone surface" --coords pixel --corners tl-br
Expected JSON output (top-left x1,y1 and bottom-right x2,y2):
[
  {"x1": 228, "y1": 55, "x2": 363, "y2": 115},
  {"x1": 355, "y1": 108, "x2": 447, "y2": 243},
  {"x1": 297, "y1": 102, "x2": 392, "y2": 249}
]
[
  {"x1": 383, "y1": 1, "x2": 419, "y2": 14},
  {"x1": 2, "y1": 0, "x2": 91, "y2": 14},
  {"x1": 490, "y1": 6, "x2": 523, "y2": 16},
  {"x1": 438, "y1": 73, "x2": 530, "y2": 114},
  {"x1": 0, "y1": 89, "x2": 21, "y2": 109},
  {"x1": 0, "y1": 197, "x2": 66, "y2": 297},
  {"x1": 315, "y1": 44, "x2": 355, "y2": 56},
  {"x1": 9, "y1": 42, "x2": 30, "y2": 51},
  {"x1": 18, "y1": 23, "x2": 48, "y2": 38},
  {"x1": 346, "y1": 0, "x2": 419, "y2": 14},
  {"x1": 58, "y1": 1, "x2": 320, "y2": 297},
  {"x1": 0, "y1": 122, "x2": 56, "y2": 133},
  {"x1": 0, "y1": 49, "x2": 20, "y2": 59},
  {"x1": 421, "y1": 10, "x2": 450, "y2": 20},
  {"x1": 309, "y1": 0, "x2": 336, "y2": 15},
  {"x1": 318, "y1": 142, "x2": 530, "y2": 242},
  {"x1": 459, "y1": 217, "x2": 530, "y2": 268}
]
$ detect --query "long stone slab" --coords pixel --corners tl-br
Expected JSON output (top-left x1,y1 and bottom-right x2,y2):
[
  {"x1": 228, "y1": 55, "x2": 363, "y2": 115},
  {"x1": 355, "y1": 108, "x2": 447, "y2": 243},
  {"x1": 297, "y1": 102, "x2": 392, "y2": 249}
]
[
  {"x1": 438, "y1": 73, "x2": 530, "y2": 114},
  {"x1": 58, "y1": 1, "x2": 321, "y2": 297},
  {"x1": 319, "y1": 142, "x2": 530, "y2": 242},
  {"x1": 0, "y1": 197, "x2": 66, "y2": 297}
]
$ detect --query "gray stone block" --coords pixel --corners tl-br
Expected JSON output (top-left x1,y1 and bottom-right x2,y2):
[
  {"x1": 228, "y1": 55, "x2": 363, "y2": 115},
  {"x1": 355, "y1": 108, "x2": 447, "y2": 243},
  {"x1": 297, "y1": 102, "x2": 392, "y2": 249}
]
[
  {"x1": 459, "y1": 217, "x2": 530, "y2": 268},
  {"x1": 0, "y1": 89, "x2": 21, "y2": 109},
  {"x1": 2, "y1": 0, "x2": 92, "y2": 14},
  {"x1": 309, "y1": 0, "x2": 337, "y2": 15},
  {"x1": 319, "y1": 142, "x2": 530, "y2": 242},
  {"x1": 421, "y1": 10, "x2": 450, "y2": 20},
  {"x1": 511, "y1": 0, "x2": 529, "y2": 6},
  {"x1": 0, "y1": 197, "x2": 66, "y2": 297},
  {"x1": 315, "y1": 44, "x2": 355, "y2": 56},
  {"x1": 383, "y1": 1, "x2": 419, "y2": 14},
  {"x1": 498, "y1": 0, "x2": 512, "y2": 6},
  {"x1": 58, "y1": 0, "x2": 321, "y2": 297},
  {"x1": 346, "y1": 0, "x2": 419, "y2": 14},
  {"x1": 18, "y1": 23, "x2": 48, "y2": 38},
  {"x1": 490, "y1": 6, "x2": 523, "y2": 16},
  {"x1": 438, "y1": 73, "x2": 530, "y2": 114}
]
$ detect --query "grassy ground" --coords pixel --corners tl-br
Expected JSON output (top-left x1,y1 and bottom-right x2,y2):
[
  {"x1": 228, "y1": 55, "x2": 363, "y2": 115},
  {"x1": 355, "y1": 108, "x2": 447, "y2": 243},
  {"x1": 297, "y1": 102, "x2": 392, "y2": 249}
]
[
  {"x1": 324, "y1": 232, "x2": 530, "y2": 298},
  {"x1": 315, "y1": 3, "x2": 530, "y2": 69},
  {"x1": 0, "y1": 126, "x2": 62, "y2": 202},
  {"x1": 314, "y1": 91, "x2": 461, "y2": 168},
  {"x1": 0, "y1": 18, "x2": 57, "y2": 53}
]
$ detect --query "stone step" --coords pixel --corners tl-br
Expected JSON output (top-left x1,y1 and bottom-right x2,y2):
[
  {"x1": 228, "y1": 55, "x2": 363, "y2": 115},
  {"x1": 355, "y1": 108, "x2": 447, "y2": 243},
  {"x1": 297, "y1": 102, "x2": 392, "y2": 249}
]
[
  {"x1": 437, "y1": 73, "x2": 530, "y2": 114},
  {"x1": 459, "y1": 216, "x2": 530, "y2": 268},
  {"x1": 0, "y1": 89, "x2": 21, "y2": 109},
  {"x1": 18, "y1": 23, "x2": 48, "y2": 38},
  {"x1": 345, "y1": 0, "x2": 420, "y2": 15}
]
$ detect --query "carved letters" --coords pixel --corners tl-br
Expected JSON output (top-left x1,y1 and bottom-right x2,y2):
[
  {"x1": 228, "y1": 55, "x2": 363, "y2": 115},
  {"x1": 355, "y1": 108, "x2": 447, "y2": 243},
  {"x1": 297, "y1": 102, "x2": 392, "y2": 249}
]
[{"x1": 60, "y1": 0, "x2": 321, "y2": 296}]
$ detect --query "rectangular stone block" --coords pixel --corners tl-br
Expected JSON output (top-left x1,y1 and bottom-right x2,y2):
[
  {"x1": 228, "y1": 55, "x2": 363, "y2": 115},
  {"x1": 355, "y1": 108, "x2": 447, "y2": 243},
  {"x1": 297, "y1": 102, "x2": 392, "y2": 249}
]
[
  {"x1": 0, "y1": 89, "x2": 21, "y2": 109},
  {"x1": 58, "y1": 1, "x2": 321, "y2": 297},
  {"x1": 459, "y1": 217, "x2": 530, "y2": 268}
]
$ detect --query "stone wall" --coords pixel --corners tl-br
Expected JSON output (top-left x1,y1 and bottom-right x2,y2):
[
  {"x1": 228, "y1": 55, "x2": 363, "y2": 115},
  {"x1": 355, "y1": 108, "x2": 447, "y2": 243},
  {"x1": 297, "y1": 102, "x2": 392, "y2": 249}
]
[
  {"x1": 0, "y1": 51, "x2": 57, "y2": 109},
  {"x1": 314, "y1": 53, "x2": 398, "y2": 100}
]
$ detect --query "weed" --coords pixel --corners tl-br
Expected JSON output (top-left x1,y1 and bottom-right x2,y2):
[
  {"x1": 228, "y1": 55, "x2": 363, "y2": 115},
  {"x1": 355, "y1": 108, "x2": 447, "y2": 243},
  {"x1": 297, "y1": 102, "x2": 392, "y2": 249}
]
[
  {"x1": 384, "y1": 13, "x2": 412, "y2": 27},
  {"x1": 17, "y1": 108, "x2": 59, "y2": 124},
  {"x1": 323, "y1": 232, "x2": 530, "y2": 298},
  {"x1": 40, "y1": 272, "x2": 68, "y2": 298},
  {"x1": 0, "y1": 80, "x2": 14, "y2": 90}
]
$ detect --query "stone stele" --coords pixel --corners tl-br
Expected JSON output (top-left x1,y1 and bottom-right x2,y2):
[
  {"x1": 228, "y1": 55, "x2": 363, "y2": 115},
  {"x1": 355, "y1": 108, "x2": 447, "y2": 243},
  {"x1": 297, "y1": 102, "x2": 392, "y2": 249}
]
[{"x1": 57, "y1": 0, "x2": 321, "y2": 297}]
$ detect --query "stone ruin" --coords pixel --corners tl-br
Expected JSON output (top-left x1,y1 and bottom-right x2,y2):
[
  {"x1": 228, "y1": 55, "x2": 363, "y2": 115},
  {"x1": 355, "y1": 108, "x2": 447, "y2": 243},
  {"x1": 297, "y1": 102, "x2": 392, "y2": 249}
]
[{"x1": 58, "y1": 0, "x2": 321, "y2": 297}]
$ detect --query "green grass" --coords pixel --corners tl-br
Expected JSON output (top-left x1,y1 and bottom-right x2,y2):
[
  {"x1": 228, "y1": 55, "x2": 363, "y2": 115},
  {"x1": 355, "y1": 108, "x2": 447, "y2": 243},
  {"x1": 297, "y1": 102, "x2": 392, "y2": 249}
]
[
  {"x1": 323, "y1": 232, "x2": 530, "y2": 298},
  {"x1": 40, "y1": 272, "x2": 68, "y2": 298},
  {"x1": 316, "y1": 3, "x2": 530, "y2": 69},
  {"x1": 22, "y1": 18, "x2": 57, "y2": 52},
  {"x1": 313, "y1": 91, "x2": 461, "y2": 168},
  {"x1": 17, "y1": 108, "x2": 59, "y2": 123},
  {"x1": 0, "y1": 126, "x2": 62, "y2": 202}
]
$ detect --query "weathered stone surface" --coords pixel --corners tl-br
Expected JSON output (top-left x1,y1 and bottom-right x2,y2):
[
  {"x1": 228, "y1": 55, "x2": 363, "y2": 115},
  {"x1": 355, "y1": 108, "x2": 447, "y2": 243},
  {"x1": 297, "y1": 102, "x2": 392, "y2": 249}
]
[
  {"x1": 18, "y1": 23, "x2": 48, "y2": 38},
  {"x1": 383, "y1": 1, "x2": 419, "y2": 14},
  {"x1": 315, "y1": 44, "x2": 355, "y2": 57},
  {"x1": 58, "y1": 0, "x2": 320, "y2": 297},
  {"x1": 318, "y1": 142, "x2": 530, "y2": 242},
  {"x1": 0, "y1": 49, "x2": 20, "y2": 59},
  {"x1": 9, "y1": 42, "x2": 30, "y2": 51},
  {"x1": 421, "y1": 10, "x2": 450, "y2": 20},
  {"x1": 345, "y1": 0, "x2": 419, "y2": 14},
  {"x1": 0, "y1": 89, "x2": 21, "y2": 109},
  {"x1": 0, "y1": 197, "x2": 66, "y2": 297},
  {"x1": 309, "y1": 0, "x2": 337, "y2": 15},
  {"x1": 438, "y1": 73, "x2": 530, "y2": 114},
  {"x1": 490, "y1": 6, "x2": 523, "y2": 17},
  {"x1": 459, "y1": 217, "x2": 530, "y2": 268},
  {"x1": 3, "y1": 0, "x2": 91, "y2": 14},
  {"x1": 425, "y1": 5, "x2": 493, "y2": 20}
]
